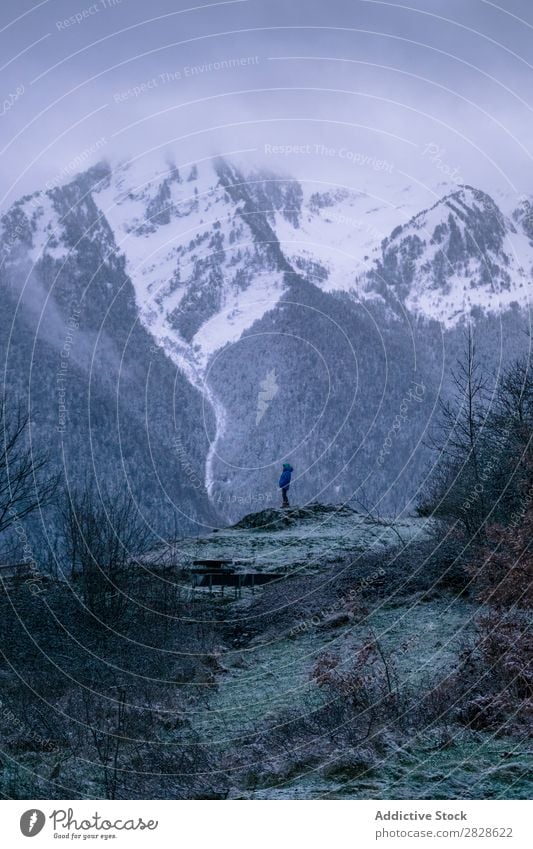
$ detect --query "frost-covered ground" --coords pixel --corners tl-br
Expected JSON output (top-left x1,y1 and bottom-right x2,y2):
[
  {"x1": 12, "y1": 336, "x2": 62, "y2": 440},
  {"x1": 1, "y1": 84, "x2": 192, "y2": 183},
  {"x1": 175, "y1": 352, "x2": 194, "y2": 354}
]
[
  {"x1": 2, "y1": 504, "x2": 528, "y2": 800},
  {"x1": 148, "y1": 503, "x2": 432, "y2": 574},
  {"x1": 191, "y1": 596, "x2": 472, "y2": 739},
  {"x1": 147, "y1": 504, "x2": 532, "y2": 799}
]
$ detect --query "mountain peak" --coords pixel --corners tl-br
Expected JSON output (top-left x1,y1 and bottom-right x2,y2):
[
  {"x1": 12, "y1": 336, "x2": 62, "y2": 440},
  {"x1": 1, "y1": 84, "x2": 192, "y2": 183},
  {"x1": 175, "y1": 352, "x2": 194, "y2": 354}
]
[
  {"x1": 3, "y1": 156, "x2": 530, "y2": 339},
  {"x1": 367, "y1": 183, "x2": 530, "y2": 326}
]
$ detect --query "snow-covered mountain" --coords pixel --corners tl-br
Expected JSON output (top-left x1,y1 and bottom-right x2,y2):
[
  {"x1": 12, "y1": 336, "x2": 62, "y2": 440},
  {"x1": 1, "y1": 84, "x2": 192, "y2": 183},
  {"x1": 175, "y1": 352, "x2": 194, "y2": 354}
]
[
  {"x1": 365, "y1": 186, "x2": 533, "y2": 326},
  {"x1": 92, "y1": 158, "x2": 286, "y2": 373},
  {"x1": 88, "y1": 157, "x2": 532, "y2": 353},
  {"x1": 1, "y1": 156, "x2": 531, "y2": 524}
]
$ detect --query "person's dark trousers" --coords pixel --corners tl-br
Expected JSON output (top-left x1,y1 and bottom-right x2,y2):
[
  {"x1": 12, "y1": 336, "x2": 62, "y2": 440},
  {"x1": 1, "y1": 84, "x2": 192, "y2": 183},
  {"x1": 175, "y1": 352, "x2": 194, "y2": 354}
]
[{"x1": 281, "y1": 486, "x2": 290, "y2": 507}]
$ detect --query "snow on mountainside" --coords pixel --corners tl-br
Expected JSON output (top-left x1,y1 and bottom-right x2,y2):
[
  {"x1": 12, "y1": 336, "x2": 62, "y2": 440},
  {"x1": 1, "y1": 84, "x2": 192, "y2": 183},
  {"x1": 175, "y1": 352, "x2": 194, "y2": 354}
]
[
  {"x1": 365, "y1": 186, "x2": 533, "y2": 326},
  {"x1": 90, "y1": 156, "x2": 291, "y2": 496},
  {"x1": 1, "y1": 156, "x2": 531, "y2": 518},
  {"x1": 0, "y1": 163, "x2": 217, "y2": 532},
  {"x1": 91, "y1": 158, "x2": 532, "y2": 347},
  {"x1": 91, "y1": 157, "x2": 286, "y2": 380},
  {"x1": 4, "y1": 159, "x2": 532, "y2": 351},
  {"x1": 271, "y1": 182, "x2": 420, "y2": 293},
  {"x1": 4, "y1": 159, "x2": 532, "y2": 386}
]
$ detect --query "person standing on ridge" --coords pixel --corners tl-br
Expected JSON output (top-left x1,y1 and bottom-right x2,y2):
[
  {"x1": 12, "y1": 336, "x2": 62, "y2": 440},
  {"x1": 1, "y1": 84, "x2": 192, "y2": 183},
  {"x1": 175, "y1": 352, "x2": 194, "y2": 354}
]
[{"x1": 278, "y1": 463, "x2": 293, "y2": 508}]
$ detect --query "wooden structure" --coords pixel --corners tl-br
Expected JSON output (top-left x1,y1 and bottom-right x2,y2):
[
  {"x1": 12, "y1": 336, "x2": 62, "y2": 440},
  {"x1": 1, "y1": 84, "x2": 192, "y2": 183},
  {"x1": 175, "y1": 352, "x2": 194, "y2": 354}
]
[
  {"x1": 0, "y1": 563, "x2": 34, "y2": 580},
  {"x1": 191, "y1": 559, "x2": 282, "y2": 596}
]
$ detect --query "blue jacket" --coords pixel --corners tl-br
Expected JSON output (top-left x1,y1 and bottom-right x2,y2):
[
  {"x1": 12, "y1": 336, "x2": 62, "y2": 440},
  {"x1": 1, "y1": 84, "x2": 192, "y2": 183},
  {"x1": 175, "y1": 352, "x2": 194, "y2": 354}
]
[{"x1": 279, "y1": 465, "x2": 293, "y2": 488}]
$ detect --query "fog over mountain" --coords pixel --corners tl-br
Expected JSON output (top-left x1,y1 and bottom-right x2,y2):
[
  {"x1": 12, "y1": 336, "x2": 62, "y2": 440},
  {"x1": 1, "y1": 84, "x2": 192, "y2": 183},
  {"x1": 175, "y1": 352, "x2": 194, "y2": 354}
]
[{"x1": 3, "y1": 0, "x2": 533, "y2": 208}]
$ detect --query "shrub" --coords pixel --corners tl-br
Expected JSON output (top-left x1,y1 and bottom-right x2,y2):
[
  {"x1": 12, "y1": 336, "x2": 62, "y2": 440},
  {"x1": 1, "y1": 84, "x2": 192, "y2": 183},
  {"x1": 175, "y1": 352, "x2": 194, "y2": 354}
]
[{"x1": 470, "y1": 501, "x2": 533, "y2": 609}]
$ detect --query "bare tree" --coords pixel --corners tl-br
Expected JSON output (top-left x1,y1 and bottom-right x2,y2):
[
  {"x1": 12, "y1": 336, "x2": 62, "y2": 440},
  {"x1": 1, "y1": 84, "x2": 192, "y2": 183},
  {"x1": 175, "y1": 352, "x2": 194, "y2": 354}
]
[
  {"x1": 436, "y1": 326, "x2": 488, "y2": 467},
  {"x1": 421, "y1": 326, "x2": 490, "y2": 533},
  {"x1": 0, "y1": 399, "x2": 57, "y2": 535},
  {"x1": 492, "y1": 356, "x2": 533, "y2": 462},
  {"x1": 60, "y1": 484, "x2": 156, "y2": 623},
  {"x1": 83, "y1": 688, "x2": 127, "y2": 800},
  {"x1": 350, "y1": 487, "x2": 408, "y2": 546}
]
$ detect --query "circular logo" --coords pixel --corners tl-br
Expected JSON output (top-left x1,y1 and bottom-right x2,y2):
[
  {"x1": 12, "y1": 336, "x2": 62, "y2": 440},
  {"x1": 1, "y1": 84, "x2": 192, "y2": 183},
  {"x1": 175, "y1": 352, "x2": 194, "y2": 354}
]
[{"x1": 20, "y1": 810, "x2": 46, "y2": 837}]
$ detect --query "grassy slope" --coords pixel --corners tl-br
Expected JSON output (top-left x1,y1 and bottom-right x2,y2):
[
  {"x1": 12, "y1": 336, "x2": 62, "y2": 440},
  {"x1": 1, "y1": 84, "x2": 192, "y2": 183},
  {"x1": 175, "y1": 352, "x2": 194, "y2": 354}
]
[
  {"x1": 172, "y1": 505, "x2": 532, "y2": 799},
  {"x1": 2, "y1": 504, "x2": 530, "y2": 799}
]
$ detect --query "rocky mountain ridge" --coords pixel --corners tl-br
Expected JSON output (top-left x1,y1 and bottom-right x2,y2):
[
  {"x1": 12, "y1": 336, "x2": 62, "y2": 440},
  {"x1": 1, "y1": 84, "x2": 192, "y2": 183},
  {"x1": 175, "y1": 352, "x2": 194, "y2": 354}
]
[{"x1": 1, "y1": 156, "x2": 530, "y2": 525}]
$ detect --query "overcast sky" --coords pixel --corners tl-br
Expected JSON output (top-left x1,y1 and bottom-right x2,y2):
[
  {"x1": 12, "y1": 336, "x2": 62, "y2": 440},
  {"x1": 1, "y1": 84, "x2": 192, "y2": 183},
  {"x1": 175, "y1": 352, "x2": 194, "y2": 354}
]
[{"x1": 1, "y1": 0, "x2": 533, "y2": 210}]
